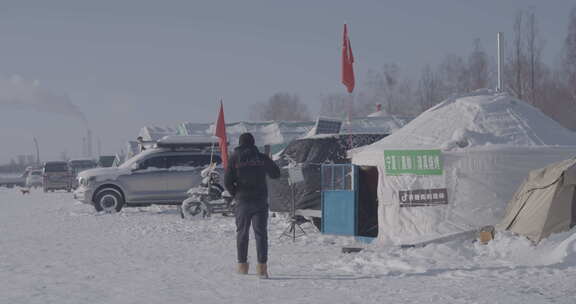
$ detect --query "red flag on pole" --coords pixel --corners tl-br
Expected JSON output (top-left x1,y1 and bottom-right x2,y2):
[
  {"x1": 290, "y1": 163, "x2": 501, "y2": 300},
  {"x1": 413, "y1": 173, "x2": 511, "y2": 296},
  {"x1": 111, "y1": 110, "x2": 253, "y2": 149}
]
[
  {"x1": 341, "y1": 24, "x2": 355, "y2": 93},
  {"x1": 215, "y1": 100, "x2": 229, "y2": 169}
]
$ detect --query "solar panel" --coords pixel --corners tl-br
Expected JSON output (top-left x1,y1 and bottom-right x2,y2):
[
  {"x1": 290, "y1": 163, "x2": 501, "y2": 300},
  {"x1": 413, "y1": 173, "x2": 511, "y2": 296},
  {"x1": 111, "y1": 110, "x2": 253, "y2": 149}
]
[{"x1": 314, "y1": 118, "x2": 342, "y2": 135}]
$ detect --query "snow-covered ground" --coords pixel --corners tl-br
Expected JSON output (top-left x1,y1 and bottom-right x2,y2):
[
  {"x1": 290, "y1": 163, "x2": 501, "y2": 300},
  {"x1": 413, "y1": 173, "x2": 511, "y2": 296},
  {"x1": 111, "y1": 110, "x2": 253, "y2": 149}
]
[{"x1": 1, "y1": 187, "x2": 575, "y2": 304}]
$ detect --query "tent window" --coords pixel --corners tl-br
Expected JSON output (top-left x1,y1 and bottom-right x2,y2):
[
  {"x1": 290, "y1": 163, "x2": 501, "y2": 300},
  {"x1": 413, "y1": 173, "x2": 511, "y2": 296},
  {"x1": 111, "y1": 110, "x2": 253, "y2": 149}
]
[
  {"x1": 344, "y1": 167, "x2": 353, "y2": 190},
  {"x1": 322, "y1": 166, "x2": 333, "y2": 190},
  {"x1": 322, "y1": 165, "x2": 352, "y2": 191}
]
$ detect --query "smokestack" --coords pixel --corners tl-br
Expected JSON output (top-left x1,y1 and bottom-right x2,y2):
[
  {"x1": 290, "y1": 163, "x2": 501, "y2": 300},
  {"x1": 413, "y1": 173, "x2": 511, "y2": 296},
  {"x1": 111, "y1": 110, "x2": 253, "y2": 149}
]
[
  {"x1": 82, "y1": 137, "x2": 87, "y2": 157},
  {"x1": 97, "y1": 137, "x2": 101, "y2": 158},
  {"x1": 87, "y1": 129, "x2": 93, "y2": 158},
  {"x1": 33, "y1": 137, "x2": 40, "y2": 165}
]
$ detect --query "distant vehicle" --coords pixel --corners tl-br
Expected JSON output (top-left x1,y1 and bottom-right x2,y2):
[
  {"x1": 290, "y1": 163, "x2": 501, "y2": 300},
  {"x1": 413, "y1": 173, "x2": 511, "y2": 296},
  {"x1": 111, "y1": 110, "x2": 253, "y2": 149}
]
[
  {"x1": 26, "y1": 170, "x2": 43, "y2": 188},
  {"x1": 74, "y1": 136, "x2": 222, "y2": 212},
  {"x1": 97, "y1": 155, "x2": 116, "y2": 168},
  {"x1": 43, "y1": 161, "x2": 73, "y2": 192},
  {"x1": 69, "y1": 159, "x2": 97, "y2": 189},
  {"x1": 0, "y1": 173, "x2": 26, "y2": 188}
]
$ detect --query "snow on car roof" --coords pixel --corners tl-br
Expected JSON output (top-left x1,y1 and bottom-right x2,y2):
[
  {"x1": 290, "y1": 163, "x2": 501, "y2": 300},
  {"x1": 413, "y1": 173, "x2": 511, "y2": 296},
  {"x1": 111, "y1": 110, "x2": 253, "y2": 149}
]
[{"x1": 157, "y1": 135, "x2": 219, "y2": 145}]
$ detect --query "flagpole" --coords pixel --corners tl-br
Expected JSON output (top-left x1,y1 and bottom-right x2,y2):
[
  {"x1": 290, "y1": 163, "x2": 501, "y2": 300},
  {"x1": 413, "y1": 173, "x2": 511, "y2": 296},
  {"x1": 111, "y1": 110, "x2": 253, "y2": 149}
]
[
  {"x1": 213, "y1": 99, "x2": 229, "y2": 169},
  {"x1": 342, "y1": 23, "x2": 355, "y2": 125},
  {"x1": 210, "y1": 138, "x2": 215, "y2": 165},
  {"x1": 347, "y1": 92, "x2": 354, "y2": 123},
  {"x1": 210, "y1": 99, "x2": 221, "y2": 166}
]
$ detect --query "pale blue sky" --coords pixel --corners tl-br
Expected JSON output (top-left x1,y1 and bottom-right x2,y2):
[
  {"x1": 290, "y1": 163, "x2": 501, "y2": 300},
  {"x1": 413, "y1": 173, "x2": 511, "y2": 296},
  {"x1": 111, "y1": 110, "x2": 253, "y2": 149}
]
[{"x1": 0, "y1": 0, "x2": 574, "y2": 163}]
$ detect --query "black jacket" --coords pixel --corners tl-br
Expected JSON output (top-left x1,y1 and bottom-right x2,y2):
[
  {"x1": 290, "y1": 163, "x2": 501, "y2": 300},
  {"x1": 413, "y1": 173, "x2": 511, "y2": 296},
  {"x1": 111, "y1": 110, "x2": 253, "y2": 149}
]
[{"x1": 224, "y1": 144, "x2": 280, "y2": 203}]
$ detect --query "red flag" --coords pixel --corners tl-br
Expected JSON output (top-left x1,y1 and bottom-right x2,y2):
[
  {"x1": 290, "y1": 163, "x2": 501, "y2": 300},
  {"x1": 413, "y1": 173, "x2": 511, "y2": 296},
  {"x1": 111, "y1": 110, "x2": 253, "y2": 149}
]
[
  {"x1": 341, "y1": 24, "x2": 355, "y2": 93},
  {"x1": 215, "y1": 100, "x2": 229, "y2": 169}
]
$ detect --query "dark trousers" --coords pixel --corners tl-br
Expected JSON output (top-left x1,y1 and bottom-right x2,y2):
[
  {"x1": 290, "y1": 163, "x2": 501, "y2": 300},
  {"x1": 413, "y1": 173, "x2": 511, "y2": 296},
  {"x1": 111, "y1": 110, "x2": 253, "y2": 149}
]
[{"x1": 235, "y1": 204, "x2": 268, "y2": 264}]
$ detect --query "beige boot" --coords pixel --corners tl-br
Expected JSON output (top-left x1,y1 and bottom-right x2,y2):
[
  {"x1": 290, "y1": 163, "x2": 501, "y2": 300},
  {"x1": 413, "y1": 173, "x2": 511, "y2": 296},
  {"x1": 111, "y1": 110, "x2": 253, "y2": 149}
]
[
  {"x1": 237, "y1": 263, "x2": 249, "y2": 275},
  {"x1": 256, "y1": 263, "x2": 269, "y2": 279}
]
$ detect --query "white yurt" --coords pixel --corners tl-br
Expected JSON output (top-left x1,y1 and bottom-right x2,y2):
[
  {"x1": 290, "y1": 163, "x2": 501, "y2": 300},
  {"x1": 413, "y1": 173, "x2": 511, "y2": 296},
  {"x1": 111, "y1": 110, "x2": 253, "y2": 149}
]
[{"x1": 349, "y1": 90, "x2": 576, "y2": 245}]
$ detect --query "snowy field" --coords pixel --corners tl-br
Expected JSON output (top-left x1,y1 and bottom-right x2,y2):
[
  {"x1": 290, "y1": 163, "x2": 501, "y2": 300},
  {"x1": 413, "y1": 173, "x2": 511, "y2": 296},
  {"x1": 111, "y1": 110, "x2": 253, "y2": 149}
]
[{"x1": 1, "y1": 187, "x2": 575, "y2": 304}]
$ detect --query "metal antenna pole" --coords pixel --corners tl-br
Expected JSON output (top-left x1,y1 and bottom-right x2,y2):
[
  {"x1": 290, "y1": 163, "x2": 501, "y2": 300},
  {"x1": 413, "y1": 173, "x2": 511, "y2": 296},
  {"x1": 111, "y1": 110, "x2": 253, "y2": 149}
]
[{"x1": 497, "y1": 32, "x2": 504, "y2": 92}]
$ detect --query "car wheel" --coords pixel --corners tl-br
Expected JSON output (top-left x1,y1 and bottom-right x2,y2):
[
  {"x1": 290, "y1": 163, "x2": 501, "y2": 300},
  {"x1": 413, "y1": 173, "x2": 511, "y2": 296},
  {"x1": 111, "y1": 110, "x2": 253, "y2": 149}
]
[
  {"x1": 181, "y1": 197, "x2": 211, "y2": 219},
  {"x1": 94, "y1": 189, "x2": 125, "y2": 213}
]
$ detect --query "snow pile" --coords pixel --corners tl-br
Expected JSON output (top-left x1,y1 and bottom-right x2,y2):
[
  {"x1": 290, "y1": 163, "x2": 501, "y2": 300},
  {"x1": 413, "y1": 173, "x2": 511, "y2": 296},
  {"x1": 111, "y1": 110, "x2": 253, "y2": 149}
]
[
  {"x1": 367, "y1": 109, "x2": 389, "y2": 117},
  {"x1": 351, "y1": 90, "x2": 576, "y2": 245},
  {"x1": 324, "y1": 229, "x2": 576, "y2": 276}
]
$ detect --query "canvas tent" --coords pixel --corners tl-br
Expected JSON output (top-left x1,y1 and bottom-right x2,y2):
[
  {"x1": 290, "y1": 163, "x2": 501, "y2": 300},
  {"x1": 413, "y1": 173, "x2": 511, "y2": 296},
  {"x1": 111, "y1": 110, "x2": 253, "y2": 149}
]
[
  {"x1": 269, "y1": 133, "x2": 387, "y2": 213},
  {"x1": 349, "y1": 90, "x2": 576, "y2": 245},
  {"x1": 497, "y1": 158, "x2": 576, "y2": 243}
]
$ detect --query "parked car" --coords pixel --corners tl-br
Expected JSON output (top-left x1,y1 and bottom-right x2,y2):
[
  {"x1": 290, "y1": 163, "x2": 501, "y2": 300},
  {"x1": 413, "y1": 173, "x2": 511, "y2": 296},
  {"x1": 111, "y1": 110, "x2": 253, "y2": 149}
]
[
  {"x1": 26, "y1": 169, "x2": 43, "y2": 188},
  {"x1": 69, "y1": 159, "x2": 97, "y2": 189},
  {"x1": 74, "y1": 136, "x2": 222, "y2": 212},
  {"x1": 43, "y1": 161, "x2": 73, "y2": 192},
  {"x1": 0, "y1": 172, "x2": 26, "y2": 188},
  {"x1": 97, "y1": 155, "x2": 116, "y2": 168}
]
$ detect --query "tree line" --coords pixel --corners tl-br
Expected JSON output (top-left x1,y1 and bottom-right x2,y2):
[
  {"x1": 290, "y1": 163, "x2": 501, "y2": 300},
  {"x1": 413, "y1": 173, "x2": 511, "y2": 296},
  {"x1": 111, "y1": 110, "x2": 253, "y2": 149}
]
[{"x1": 251, "y1": 7, "x2": 576, "y2": 130}]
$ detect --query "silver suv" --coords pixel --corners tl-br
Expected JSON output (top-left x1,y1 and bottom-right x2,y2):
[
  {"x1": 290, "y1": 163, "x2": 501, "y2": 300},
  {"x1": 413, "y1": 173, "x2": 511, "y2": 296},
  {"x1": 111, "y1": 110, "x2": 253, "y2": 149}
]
[{"x1": 73, "y1": 136, "x2": 221, "y2": 212}]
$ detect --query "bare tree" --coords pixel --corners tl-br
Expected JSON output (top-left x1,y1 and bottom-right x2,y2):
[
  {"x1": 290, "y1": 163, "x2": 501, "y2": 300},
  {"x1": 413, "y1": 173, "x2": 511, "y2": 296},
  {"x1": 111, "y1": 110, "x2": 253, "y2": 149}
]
[
  {"x1": 504, "y1": 10, "x2": 533, "y2": 102},
  {"x1": 562, "y1": 7, "x2": 576, "y2": 103},
  {"x1": 363, "y1": 63, "x2": 416, "y2": 115},
  {"x1": 319, "y1": 93, "x2": 354, "y2": 119},
  {"x1": 514, "y1": 10, "x2": 525, "y2": 99},
  {"x1": 527, "y1": 10, "x2": 537, "y2": 102},
  {"x1": 468, "y1": 39, "x2": 490, "y2": 91},
  {"x1": 417, "y1": 64, "x2": 441, "y2": 111},
  {"x1": 437, "y1": 54, "x2": 470, "y2": 96},
  {"x1": 249, "y1": 92, "x2": 311, "y2": 121},
  {"x1": 525, "y1": 9, "x2": 548, "y2": 106}
]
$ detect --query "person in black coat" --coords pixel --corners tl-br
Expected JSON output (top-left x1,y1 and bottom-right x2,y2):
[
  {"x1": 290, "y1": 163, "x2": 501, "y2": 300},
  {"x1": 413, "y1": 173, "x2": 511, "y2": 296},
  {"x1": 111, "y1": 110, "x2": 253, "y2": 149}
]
[{"x1": 224, "y1": 132, "x2": 280, "y2": 278}]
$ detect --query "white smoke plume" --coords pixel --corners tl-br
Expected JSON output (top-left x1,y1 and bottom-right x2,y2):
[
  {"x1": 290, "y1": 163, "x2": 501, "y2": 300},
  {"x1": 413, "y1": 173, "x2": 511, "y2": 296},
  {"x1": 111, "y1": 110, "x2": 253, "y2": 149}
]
[{"x1": 0, "y1": 75, "x2": 87, "y2": 124}]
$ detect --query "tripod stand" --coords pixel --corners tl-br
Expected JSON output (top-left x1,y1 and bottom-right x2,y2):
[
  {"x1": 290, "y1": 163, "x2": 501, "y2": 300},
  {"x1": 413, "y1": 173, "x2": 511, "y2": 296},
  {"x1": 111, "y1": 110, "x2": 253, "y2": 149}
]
[
  {"x1": 281, "y1": 214, "x2": 309, "y2": 242},
  {"x1": 280, "y1": 165, "x2": 308, "y2": 242}
]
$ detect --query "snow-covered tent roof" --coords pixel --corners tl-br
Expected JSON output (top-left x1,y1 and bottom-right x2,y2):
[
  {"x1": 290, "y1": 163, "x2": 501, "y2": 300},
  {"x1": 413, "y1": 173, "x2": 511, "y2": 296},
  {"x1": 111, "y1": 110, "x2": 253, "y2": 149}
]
[
  {"x1": 351, "y1": 90, "x2": 576, "y2": 165},
  {"x1": 132, "y1": 115, "x2": 411, "y2": 159},
  {"x1": 178, "y1": 122, "x2": 212, "y2": 137},
  {"x1": 348, "y1": 90, "x2": 576, "y2": 245},
  {"x1": 178, "y1": 121, "x2": 315, "y2": 148},
  {"x1": 138, "y1": 126, "x2": 178, "y2": 142},
  {"x1": 341, "y1": 116, "x2": 412, "y2": 134},
  {"x1": 367, "y1": 109, "x2": 389, "y2": 117}
]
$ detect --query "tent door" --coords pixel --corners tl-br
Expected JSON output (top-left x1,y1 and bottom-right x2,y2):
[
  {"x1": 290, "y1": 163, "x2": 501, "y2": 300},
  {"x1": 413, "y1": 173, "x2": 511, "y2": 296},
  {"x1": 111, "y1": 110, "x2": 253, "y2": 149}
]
[
  {"x1": 357, "y1": 166, "x2": 379, "y2": 237},
  {"x1": 321, "y1": 164, "x2": 358, "y2": 235}
]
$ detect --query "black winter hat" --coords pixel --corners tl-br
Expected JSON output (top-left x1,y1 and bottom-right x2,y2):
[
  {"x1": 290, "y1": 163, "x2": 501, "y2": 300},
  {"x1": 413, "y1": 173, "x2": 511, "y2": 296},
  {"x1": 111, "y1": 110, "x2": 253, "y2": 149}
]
[{"x1": 238, "y1": 132, "x2": 255, "y2": 146}]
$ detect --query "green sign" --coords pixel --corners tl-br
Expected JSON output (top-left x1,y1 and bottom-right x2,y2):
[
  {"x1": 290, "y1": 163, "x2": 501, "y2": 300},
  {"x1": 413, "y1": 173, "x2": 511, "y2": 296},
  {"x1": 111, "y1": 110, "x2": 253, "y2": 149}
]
[{"x1": 384, "y1": 150, "x2": 443, "y2": 175}]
